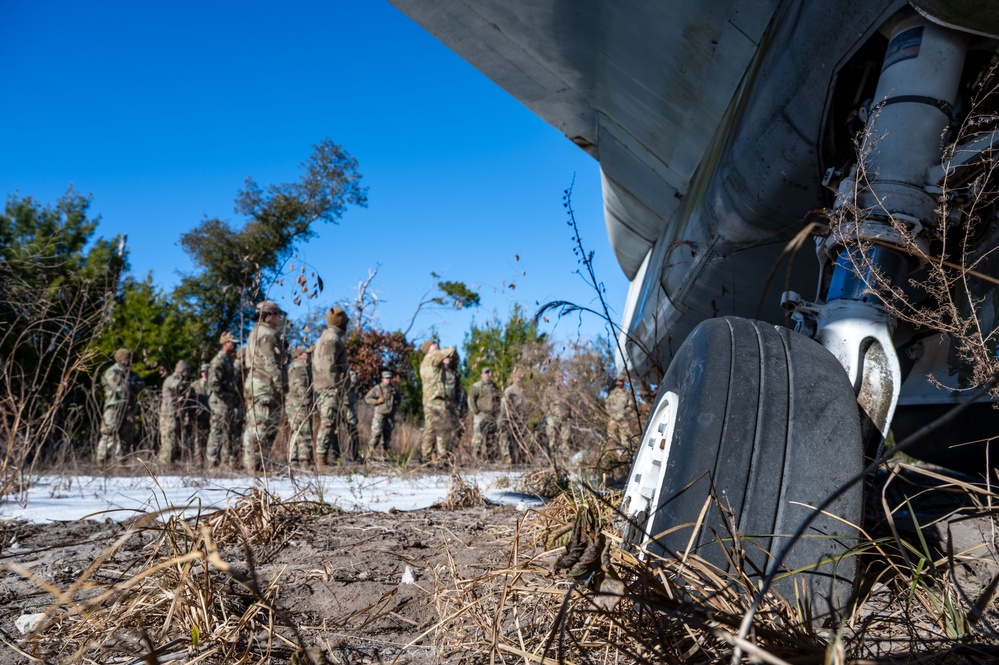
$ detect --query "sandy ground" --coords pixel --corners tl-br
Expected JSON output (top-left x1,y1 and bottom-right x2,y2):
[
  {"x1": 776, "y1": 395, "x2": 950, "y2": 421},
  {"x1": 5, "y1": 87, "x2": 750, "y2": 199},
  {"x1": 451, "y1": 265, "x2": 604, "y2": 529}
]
[
  {"x1": 4, "y1": 463, "x2": 999, "y2": 664},
  {"x1": 0, "y1": 473, "x2": 534, "y2": 664}
]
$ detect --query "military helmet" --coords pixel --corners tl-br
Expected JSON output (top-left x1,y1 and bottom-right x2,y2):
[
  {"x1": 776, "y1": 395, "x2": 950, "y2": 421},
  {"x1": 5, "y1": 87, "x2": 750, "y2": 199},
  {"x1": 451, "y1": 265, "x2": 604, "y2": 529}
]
[
  {"x1": 113, "y1": 348, "x2": 131, "y2": 364},
  {"x1": 200, "y1": 363, "x2": 210, "y2": 373},
  {"x1": 420, "y1": 339, "x2": 436, "y2": 354},
  {"x1": 381, "y1": 370, "x2": 393, "y2": 379},
  {"x1": 219, "y1": 331, "x2": 237, "y2": 345},
  {"x1": 326, "y1": 306, "x2": 349, "y2": 329},
  {"x1": 175, "y1": 360, "x2": 192, "y2": 374},
  {"x1": 291, "y1": 345, "x2": 309, "y2": 357}
]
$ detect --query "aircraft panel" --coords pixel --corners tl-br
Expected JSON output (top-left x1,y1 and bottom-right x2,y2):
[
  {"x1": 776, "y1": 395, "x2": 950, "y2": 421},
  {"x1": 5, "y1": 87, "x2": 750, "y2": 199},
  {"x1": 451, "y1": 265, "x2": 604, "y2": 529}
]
[{"x1": 388, "y1": 0, "x2": 780, "y2": 278}]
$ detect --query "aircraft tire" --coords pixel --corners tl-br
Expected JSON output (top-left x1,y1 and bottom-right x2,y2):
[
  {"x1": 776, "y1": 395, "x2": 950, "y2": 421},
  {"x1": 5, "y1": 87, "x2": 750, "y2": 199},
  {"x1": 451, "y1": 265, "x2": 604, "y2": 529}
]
[{"x1": 621, "y1": 316, "x2": 863, "y2": 612}]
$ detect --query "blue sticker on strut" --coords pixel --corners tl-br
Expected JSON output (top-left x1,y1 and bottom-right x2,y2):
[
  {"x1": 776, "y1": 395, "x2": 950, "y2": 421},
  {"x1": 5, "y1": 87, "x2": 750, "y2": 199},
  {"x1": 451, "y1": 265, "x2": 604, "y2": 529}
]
[{"x1": 883, "y1": 26, "x2": 923, "y2": 71}]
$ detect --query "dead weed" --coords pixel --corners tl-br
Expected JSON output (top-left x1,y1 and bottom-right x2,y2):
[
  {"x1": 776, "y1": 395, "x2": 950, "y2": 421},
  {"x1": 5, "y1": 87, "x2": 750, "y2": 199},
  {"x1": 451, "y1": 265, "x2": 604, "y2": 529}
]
[
  {"x1": 2, "y1": 490, "x2": 325, "y2": 664},
  {"x1": 427, "y1": 470, "x2": 999, "y2": 664},
  {"x1": 436, "y1": 474, "x2": 484, "y2": 511}
]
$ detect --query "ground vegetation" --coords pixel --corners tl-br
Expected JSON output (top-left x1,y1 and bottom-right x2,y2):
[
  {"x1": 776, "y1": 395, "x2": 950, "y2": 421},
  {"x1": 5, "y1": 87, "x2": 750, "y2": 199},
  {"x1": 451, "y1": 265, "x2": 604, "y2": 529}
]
[
  {"x1": 2, "y1": 461, "x2": 998, "y2": 664},
  {"x1": 0, "y1": 189, "x2": 125, "y2": 489}
]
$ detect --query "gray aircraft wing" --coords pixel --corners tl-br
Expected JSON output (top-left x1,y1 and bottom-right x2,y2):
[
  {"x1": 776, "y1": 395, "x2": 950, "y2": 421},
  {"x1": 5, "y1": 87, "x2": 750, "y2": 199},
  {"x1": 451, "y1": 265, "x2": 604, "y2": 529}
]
[
  {"x1": 389, "y1": 0, "x2": 999, "y2": 380},
  {"x1": 389, "y1": 0, "x2": 777, "y2": 281}
]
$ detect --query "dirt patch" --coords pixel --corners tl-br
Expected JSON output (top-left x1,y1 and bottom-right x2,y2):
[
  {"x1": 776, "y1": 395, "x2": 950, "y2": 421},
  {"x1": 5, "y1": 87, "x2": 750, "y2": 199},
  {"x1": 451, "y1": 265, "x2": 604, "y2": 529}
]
[
  {"x1": 4, "y1": 462, "x2": 999, "y2": 664},
  {"x1": 0, "y1": 492, "x2": 524, "y2": 664}
]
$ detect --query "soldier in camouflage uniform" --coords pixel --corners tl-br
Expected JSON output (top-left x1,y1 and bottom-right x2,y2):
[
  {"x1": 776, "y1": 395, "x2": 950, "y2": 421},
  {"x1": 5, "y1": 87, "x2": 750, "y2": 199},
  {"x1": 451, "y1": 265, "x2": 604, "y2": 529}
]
[
  {"x1": 498, "y1": 371, "x2": 526, "y2": 465},
  {"x1": 344, "y1": 367, "x2": 362, "y2": 460},
  {"x1": 285, "y1": 346, "x2": 314, "y2": 467},
  {"x1": 95, "y1": 348, "x2": 145, "y2": 469},
  {"x1": 443, "y1": 354, "x2": 467, "y2": 447},
  {"x1": 545, "y1": 389, "x2": 572, "y2": 464},
  {"x1": 158, "y1": 360, "x2": 192, "y2": 466},
  {"x1": 605, "y1": 375, "x2": 638, "y2": 453},
  {"x1": 364, "y1": 369, "x2": 400, "y2": 458},
  {"x1": 468, "y1": 367, "x2": 499, "y2": 461},
  {"x1": 206, "y1": 332, "x2": 240, "y2": 467},
  {"x1": 419, "y1": 340, "x2": 457, "y2": 463},
  {"x1": 233, "y1": 345, "x2": 246, "y2": 446},
  {"x1": 313, "y1": 306, "x2": 356, "y2": 466},
  {"x1": 242, "y1": 300, "x2": 286, "y2": 473},
  {"x1": 191, "y1": 363, "x2": 211, "y2": 461}
]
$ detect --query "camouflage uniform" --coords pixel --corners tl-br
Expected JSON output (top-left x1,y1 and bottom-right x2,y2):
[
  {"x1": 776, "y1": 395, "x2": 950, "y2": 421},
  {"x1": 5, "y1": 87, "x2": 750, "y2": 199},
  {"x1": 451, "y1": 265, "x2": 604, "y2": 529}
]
[
  {"x1": 191, "y1": 365, "x2": 210, "y2": 460},
  {"x1": 158, "y1": 361, "x2": 192, "y2": 466},
  {"x1": 232, "y1": 346, "x2": 246, "y2": 446},
  {"x1": 498, "y1": 380, "x2": 526, "y2": 464},
  {"x1": 242, "y1": 306, "x2": 285, "y2": 472},
  {"x1": 605, "y1": 382, "x2": 638, "y2": 452},
  {"x1": 420, "y1": 345, "x2": 456, "y2": 461},
  {"x1": 285, "y1": 351, "x2": 314, "y2": 464},
  {"x1": 95, "y1": 350, "x2": 144, "y2": 467},
  {"x1": 345, "y1": 367, "x2": 361, "y2": 458},
  {"x1": 207, "y1": 346, "x2": 240, "y2": 466},
  {"x1": 545, "y1": 399, "x2": 572, "y2": 463},
  {"x1": 444, "y1": 363, "x2": 467, "y2": 444},
  {"x1": 313, "y1": 307, "x2": 355, "y2": 464},
  {"x1": 364, "y1": 373, "x2": 400, "y2": 456},
  {"x1": 468, "y1": 373, "x2": 500, "y2": 460}
]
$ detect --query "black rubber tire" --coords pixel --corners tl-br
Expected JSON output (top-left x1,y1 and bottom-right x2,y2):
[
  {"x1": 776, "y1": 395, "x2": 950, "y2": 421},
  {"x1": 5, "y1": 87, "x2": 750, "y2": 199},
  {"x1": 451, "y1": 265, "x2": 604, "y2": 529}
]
[{"x1": 625, "y1": 317, "x2": 863, "y2": 610}]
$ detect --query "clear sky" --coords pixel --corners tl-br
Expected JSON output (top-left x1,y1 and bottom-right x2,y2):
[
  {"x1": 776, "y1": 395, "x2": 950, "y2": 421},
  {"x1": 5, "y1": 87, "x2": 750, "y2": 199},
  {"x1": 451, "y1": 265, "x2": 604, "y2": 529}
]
[{"x1": 0, "y1": 1, "x2": 628, "y2": 347}]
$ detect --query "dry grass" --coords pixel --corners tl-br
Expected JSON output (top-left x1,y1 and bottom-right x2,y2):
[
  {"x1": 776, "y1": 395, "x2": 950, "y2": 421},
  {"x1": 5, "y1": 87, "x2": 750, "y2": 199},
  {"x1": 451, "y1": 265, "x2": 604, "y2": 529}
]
[
  {"x1": 427, "y1": 468, "x2": 999, "y2": 664},
  {"x1": 820, "y1": 63, "x2": 999, "y2": 403},
  {"x1": 3, "y1": 488, "x2": 331, "y2": 664},
  {"x1": 7, "y1": 461, "x2": 999, "y2": 664},
  {"x1": 844, "y1": 461, "x2": 999, "y2": 659},
  {"x1": 425, "y1": 490, "x2": 812, "y2": 664},
  {"x1": 516, "y1": 467, "x2": 570, "y2": 499},
  {"x1": 436, "y1": 473, "x2": 485, "y2": 511}
]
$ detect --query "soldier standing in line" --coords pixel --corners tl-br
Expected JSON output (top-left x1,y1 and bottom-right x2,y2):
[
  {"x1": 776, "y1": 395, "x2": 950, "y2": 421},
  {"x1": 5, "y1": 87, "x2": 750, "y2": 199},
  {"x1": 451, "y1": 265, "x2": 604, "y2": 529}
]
[
  {"x1": 605, "y1": 375, "x2": 638, "y2": 454},
  {"x1": 419, "y1": 340, "x2": 457, "y2": 464},
  {"x1": 285, "y1": 345, "x2": 314, "y2": 468},
  {"x1": 313, "y1": 306, "x2": 354, "y2": 466},
  {"x1": 498, "y1": 370, "x2": 527, "y2": 465},
  {"x1": 443, "y1": 353, "x2": 467, "y2": 448},
  {"x1": 193, "y1": 363, "x2": 209, "y2": 397},
  {"x1": 158, "y1": 360, "x2": 192, "y2": 466},
  {"x1": 468, "y1": 367, "x2": 500, "y2": 462},
  {"x1": 192, "y1": 363, "x2": 211, "y2": 461},
  {"x1": 545, "y1": 388, "x2": 572, "y2": 465},
  {"x1": 95, "y1": 348, "x2": 145, "y2": 469},
  {"x1": 233, "y1": 345, "x2": 247, "y2": 447},
  {"x1": 206, "y1": 332, "x2": 240, "y2": 467},
  {"x1": 344, "y1": 367, "x2": 362, "y2": 460},
  {"x1": 364, "y1": 369, "x2": 400, "y2": 458},
  {"x1": 242, "y1": 300, "x2": 286, "y2": 473}
]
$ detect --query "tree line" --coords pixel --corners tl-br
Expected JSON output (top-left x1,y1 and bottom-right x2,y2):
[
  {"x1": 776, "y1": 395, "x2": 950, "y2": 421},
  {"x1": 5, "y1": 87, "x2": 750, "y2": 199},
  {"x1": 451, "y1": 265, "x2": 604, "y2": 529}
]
[{"x1": 1, "y1": 139, "x2": 629, "y2": 485}]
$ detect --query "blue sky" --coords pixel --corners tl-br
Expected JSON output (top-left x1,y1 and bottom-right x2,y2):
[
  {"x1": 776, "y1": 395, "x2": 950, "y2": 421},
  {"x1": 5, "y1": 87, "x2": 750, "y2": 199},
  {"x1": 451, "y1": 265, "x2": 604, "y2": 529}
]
[{"x1": 0, "y1": 1, "x2": 627, "y2": 347}]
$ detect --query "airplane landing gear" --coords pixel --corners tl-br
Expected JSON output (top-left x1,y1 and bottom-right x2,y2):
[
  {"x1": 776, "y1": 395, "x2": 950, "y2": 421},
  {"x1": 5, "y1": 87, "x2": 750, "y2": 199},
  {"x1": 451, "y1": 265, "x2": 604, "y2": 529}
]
[
  {"x1": 622, "y1": 10, "x2": 971, "y2": 613},
  {"x1": 621, "y1": 317, "x2": 862, "y2": 610}
]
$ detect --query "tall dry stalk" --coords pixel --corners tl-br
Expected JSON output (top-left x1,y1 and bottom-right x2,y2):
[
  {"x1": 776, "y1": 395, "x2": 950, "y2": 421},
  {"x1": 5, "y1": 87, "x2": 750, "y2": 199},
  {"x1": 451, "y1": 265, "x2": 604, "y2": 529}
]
[
  {"x1": 830, "y1": 63, "x2": 999, "y2": 398},
  {"x1": 516, "y1": 338, "x2": 631, "y2": 479},
  {"x1": 535, "y1": 183, "x2": 651, "y2": 476},
  {"x1": 0, "y1": 263, "x2": 119, "y2": 495}
]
